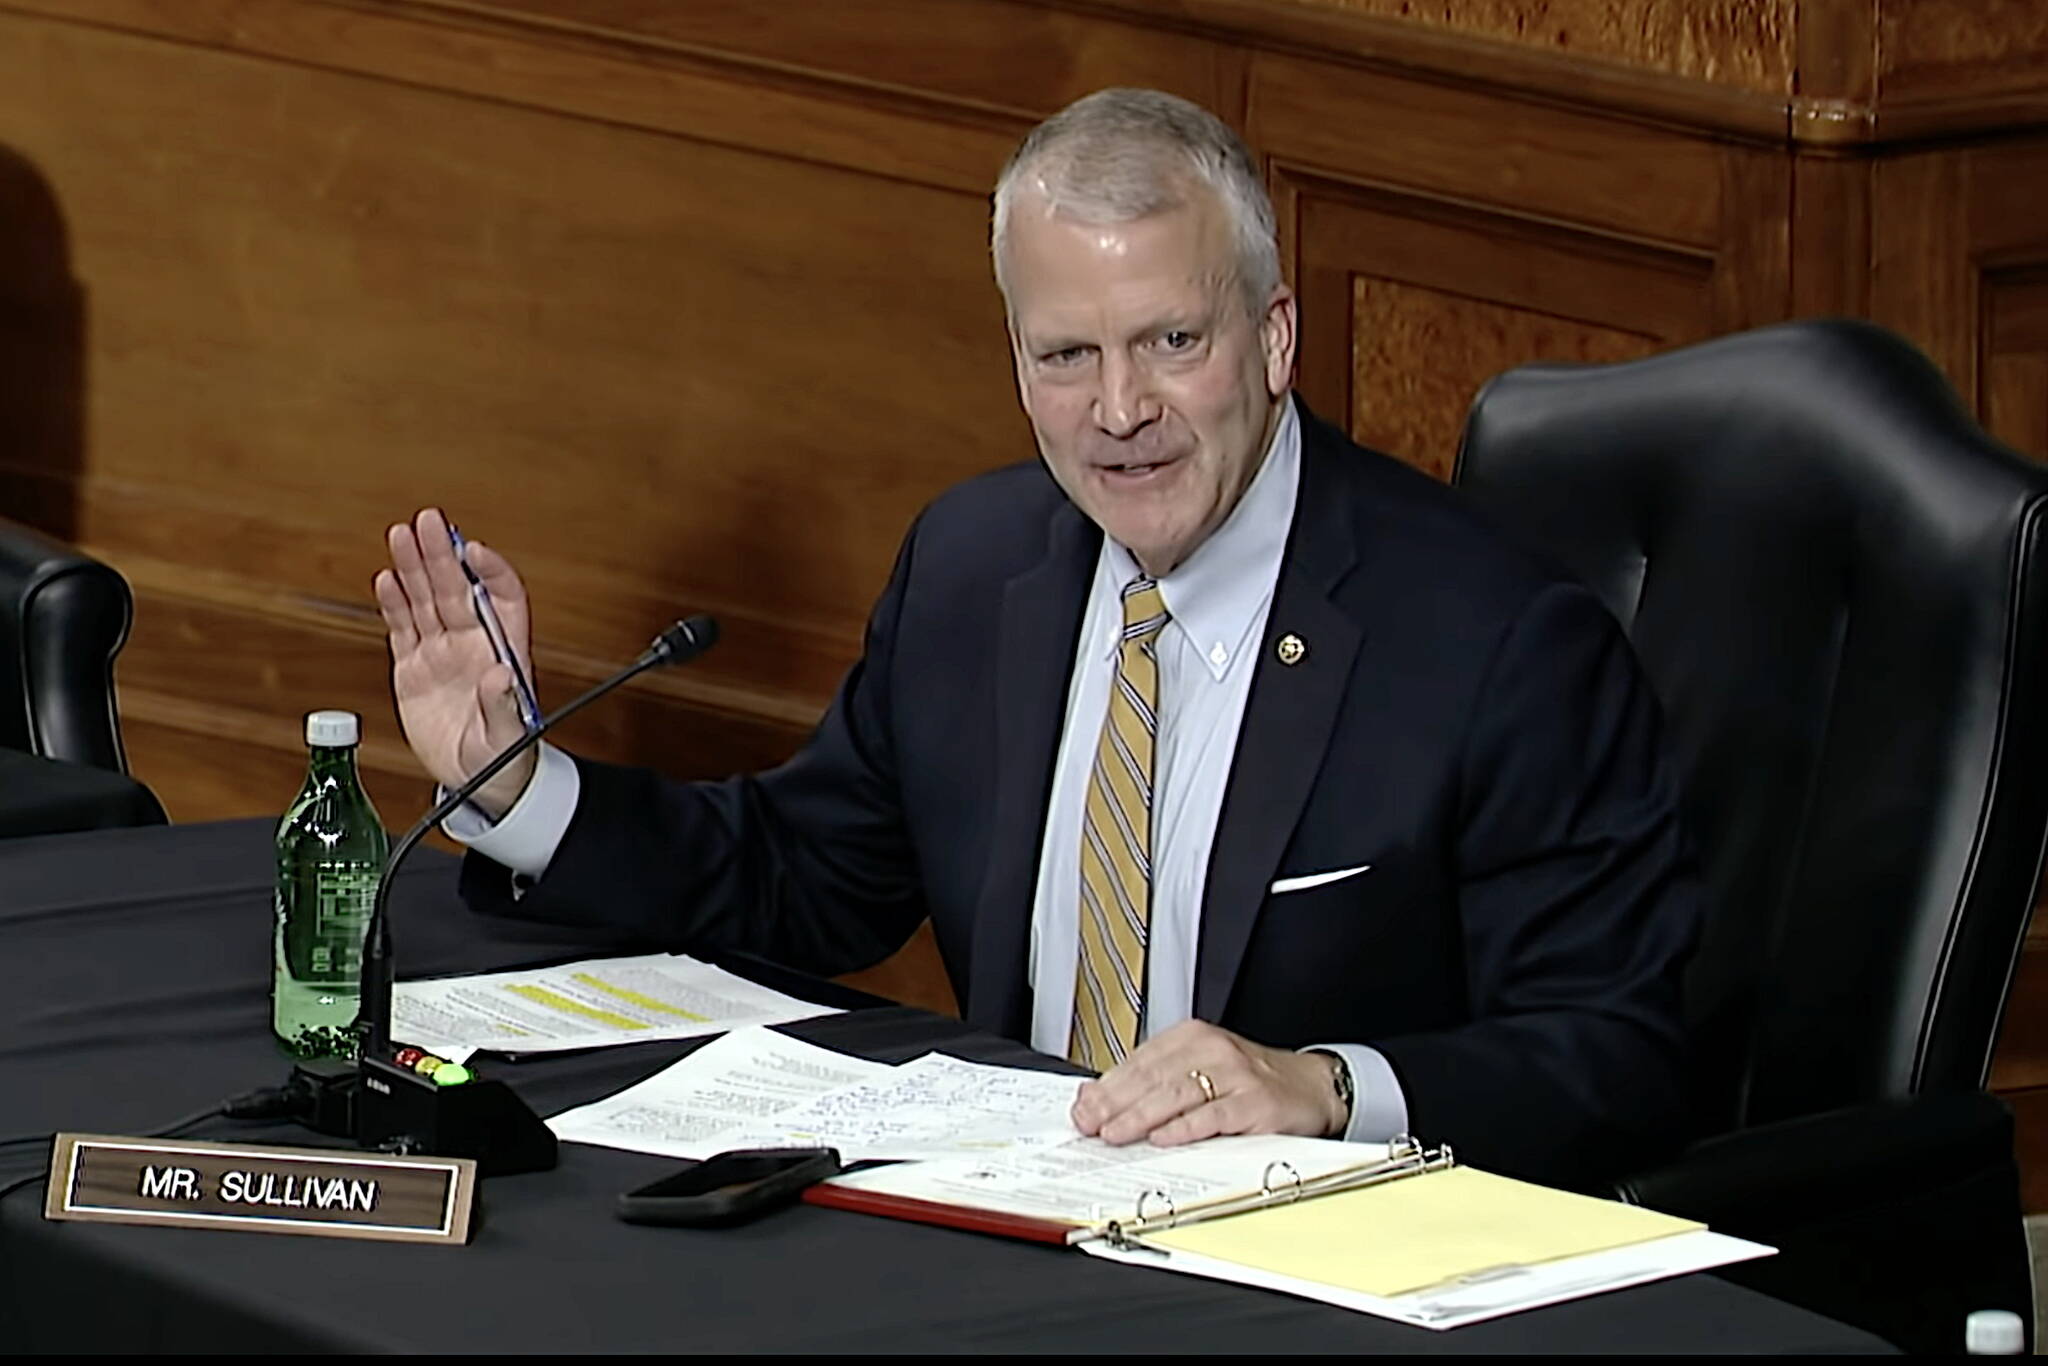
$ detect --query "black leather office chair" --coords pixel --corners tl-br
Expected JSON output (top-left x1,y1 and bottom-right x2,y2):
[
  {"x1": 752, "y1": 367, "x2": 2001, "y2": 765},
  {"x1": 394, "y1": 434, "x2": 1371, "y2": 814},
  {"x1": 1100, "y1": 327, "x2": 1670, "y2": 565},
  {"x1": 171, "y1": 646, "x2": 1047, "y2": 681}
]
[
  {"x1": 0, "y1": 515, "x2": 165, "y2": 832},
  {"x1": 1453, "y1": 318, "x2": 2046, "y2": 1354}
]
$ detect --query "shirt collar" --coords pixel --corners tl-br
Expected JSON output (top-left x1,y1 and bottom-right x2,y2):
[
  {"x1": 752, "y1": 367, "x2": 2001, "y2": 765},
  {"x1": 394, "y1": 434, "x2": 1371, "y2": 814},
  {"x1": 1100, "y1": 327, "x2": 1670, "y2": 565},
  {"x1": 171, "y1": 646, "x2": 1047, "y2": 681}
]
[{"x1": 1102, "y1": 396, "x2": 1302, "y2": 681}]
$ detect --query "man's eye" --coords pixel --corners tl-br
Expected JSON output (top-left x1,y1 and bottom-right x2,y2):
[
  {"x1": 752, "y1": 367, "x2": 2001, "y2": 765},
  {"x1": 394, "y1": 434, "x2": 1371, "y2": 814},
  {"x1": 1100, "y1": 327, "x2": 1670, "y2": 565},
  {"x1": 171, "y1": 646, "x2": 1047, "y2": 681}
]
[
  {"x1": 1042, "y1": 346, "x2": 1092, "y2": 366},
  {"x1": 1159, "y1": 330, "x2": 1198, "y2": 351}
]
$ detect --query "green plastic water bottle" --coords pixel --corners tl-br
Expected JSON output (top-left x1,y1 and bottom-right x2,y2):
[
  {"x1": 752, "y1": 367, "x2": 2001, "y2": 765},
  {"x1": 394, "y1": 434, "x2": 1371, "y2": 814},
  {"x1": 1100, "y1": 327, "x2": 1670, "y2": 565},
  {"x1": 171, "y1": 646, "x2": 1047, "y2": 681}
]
[{"x1": 272, "y1": 710, "x2": 388, "y2": 1059}]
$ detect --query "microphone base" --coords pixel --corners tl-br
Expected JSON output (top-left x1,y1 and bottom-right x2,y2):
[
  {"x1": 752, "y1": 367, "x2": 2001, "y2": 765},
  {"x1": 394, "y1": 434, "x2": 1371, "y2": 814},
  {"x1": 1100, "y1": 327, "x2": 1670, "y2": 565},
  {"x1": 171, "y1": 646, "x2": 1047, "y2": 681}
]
[{"x1": 356, "y1": 1056, "x2": 559, "y2": 1177}]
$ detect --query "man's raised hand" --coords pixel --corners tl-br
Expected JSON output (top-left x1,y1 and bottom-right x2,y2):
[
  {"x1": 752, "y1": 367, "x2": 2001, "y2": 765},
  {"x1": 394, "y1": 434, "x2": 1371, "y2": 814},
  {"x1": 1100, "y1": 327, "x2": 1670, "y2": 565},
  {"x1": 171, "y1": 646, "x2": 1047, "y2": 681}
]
[{"x1": 372, "y1": 507, "x2": 538, "y2": 818}]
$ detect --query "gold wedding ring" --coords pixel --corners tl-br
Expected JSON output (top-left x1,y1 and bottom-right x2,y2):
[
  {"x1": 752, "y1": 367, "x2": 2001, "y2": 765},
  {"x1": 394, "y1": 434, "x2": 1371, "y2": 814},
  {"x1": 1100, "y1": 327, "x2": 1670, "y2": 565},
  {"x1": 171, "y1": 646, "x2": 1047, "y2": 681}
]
[{"x1": 1189, "y1": 1069, "x2": 1217, "y2": 1104}]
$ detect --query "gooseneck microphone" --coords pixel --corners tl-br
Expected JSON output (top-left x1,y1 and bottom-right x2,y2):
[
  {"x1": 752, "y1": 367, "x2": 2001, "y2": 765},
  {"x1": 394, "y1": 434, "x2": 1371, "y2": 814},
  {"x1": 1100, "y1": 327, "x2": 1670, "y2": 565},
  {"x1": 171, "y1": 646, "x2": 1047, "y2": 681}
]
[
  {"x1": 341, "y1": 615, "x2": 718, "y2": 1174},
  {"x1": 359, "y1": 614, "x2": 720, "y2": 1060}
]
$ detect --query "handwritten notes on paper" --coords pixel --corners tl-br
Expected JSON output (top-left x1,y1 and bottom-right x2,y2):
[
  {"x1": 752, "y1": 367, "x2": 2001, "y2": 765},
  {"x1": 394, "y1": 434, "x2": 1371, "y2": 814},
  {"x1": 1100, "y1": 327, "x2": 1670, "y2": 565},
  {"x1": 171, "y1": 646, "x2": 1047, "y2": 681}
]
[
  {"x1": 733, "y1": 1054, "x2": 1087, "y2": 1160},
  {"x1": 546, "y1": 1028, "x2": 1085, "y2": 1162},
  {"x1": 546, "y1": 1028, "x2": 893, "y2": 1154}
]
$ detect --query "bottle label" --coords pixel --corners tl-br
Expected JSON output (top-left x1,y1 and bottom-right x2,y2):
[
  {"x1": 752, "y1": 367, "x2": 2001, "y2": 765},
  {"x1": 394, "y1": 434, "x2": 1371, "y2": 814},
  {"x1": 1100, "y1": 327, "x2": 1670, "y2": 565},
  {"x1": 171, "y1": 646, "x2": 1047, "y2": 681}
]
[
  {"x1": 278, "y1": 864, "x2": 379, "y2": 983},
  {"x1": 315, "y1": 867, "x2": 377, "y2": 939}
]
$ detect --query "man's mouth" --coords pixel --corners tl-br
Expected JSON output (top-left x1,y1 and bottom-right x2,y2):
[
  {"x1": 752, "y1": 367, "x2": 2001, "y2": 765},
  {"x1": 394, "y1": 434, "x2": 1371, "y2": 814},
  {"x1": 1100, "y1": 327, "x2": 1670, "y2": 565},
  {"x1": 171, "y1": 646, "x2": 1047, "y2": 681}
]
[{"x1": 1095, "y1": 456, "x2": 1176, "y2": 477}]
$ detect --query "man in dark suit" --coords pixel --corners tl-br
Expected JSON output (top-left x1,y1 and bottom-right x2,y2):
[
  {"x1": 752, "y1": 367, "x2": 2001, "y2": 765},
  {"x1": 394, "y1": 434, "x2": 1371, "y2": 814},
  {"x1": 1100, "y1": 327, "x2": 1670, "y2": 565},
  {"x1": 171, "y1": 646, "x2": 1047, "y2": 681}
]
[{"x1": 374, "y1": 89, "x2": 1701, "y2": 1185}]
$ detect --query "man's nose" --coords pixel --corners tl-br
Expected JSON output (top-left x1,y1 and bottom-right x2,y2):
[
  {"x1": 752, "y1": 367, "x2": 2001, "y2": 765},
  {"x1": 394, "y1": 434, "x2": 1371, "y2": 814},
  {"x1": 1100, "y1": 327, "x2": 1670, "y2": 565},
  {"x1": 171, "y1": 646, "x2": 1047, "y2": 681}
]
[{"x1": 1093, "y1": 353, "x2": 1159, "y2": 439}]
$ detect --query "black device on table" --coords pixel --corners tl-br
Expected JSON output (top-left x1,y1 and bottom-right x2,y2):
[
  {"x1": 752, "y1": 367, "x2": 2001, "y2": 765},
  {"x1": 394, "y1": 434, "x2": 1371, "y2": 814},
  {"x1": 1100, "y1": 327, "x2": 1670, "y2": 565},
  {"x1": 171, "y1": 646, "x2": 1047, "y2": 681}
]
[{"x1": 616, "y1": 1147, "x2": 843, "y2": 1227}]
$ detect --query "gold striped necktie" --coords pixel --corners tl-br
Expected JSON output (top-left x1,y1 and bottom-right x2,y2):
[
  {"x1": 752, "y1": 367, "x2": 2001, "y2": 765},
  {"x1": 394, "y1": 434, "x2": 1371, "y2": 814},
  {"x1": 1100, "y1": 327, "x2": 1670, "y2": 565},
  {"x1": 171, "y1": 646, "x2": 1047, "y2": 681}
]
[{"x1": 1070, "y1": 577, "x2": 1170, "y2": 1071}]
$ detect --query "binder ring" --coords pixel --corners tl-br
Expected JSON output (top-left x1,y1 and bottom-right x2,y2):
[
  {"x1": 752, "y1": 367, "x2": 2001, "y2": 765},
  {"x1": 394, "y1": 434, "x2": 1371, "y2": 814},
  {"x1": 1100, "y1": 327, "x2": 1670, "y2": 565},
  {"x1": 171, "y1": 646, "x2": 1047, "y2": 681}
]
[
  {"x1": 1134, "y1": 1188, "x2": 1177, "y2": 1228},
  {"x1": 1261, "y1": 1160, "x2": 1303, "y2": 1202}
]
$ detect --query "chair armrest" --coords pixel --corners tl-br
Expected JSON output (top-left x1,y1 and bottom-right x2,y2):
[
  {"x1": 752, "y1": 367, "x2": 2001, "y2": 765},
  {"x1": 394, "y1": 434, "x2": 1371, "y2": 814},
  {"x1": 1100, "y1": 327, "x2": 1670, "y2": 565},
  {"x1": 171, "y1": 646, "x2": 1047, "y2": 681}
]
[
  {"x1": 0, "y1": 515, "x2": 135, "y2": 771},
  {"x1": 0, "y1": 747, "x2": 166, "y2": 836},
  {"x1": 1612, "y1": 1092, "x2": 2030, "y2": 1354},
  {"x1": 1612, "y1": 1090, "x2": 2013, "y2": 1232}
]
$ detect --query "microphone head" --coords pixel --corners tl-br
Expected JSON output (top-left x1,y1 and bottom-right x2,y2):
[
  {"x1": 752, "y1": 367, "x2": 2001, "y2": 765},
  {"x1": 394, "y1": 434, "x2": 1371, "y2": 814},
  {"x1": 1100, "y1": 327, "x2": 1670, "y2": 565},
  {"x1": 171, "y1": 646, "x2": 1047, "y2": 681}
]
[{"x1": 650, "y1": 615, "x2": 719, "y2": 666}]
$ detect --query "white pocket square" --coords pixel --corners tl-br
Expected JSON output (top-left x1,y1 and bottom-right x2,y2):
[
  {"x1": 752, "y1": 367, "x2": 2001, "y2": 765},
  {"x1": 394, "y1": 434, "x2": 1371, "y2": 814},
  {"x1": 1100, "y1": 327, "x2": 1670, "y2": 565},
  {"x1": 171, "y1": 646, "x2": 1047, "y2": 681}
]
[{"x1": 1269, "y1": 864, "x2": 1373, "y2": 895}]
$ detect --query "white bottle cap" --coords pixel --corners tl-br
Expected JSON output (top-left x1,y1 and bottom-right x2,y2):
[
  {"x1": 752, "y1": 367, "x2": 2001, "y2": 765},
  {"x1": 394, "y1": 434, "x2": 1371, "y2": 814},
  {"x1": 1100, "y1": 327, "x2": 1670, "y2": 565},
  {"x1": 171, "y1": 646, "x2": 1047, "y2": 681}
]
[
  {"x1": 304, "y1": 710, "x2": 361, "y2": 748},
  {"x1": 1966, "y1": 1309, "x2": 2025, "y2": 1355}
]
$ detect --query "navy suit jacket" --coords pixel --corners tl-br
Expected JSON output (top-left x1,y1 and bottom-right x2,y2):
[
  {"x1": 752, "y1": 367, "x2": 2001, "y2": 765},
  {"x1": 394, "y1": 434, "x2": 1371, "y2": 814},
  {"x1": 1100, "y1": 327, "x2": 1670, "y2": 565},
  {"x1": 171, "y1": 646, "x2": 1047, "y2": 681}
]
[{"x1": 464, "y1": 403, "x2": 1704, "y2": 1186}]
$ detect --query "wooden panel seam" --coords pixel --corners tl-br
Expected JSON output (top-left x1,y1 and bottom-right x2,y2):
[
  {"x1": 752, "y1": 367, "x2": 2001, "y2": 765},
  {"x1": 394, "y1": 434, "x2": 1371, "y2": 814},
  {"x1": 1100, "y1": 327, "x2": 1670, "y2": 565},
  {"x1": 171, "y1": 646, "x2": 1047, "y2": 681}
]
[
  {"x1": 104, "y1": 552, "x2": 831, "y2": 733},
  {"x1": 0, "y1": 0, "x2": 1023, "y2": 198},
  {"x1": 1253, "y1": 56, "x2": 1733, "y2": 249},
  {"x1": 17, "y1": 0, "x2": 2047, "y2": 152},
  {"x1": 1062, "y1": 0, "x2": 2048, "y2": 148},
  {"x1": 359, "y1": 0, "x2": 1060, "y2": 127},
  {"x1": 1040, "y1": 0, "x2": 1792, "y2": 143},
  {"x1": 1274, "y1": 161, "x2": 1721, "y2": 270},
  {"x1": 121, "y1": 686, "x2": 428, "y2": 781}
]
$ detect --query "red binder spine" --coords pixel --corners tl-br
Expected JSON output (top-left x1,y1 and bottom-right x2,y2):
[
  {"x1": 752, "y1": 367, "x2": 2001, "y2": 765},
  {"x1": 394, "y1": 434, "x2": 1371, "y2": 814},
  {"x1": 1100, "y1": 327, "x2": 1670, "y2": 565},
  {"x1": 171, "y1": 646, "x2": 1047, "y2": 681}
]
[{"x1": 801, "y1": 1182, "x2": 1080, "y2": 1246}]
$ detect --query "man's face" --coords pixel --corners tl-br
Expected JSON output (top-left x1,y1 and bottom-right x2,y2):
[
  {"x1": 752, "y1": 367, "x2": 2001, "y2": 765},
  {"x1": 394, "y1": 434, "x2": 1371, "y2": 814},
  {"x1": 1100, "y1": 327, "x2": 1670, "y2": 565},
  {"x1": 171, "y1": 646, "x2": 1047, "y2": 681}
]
[{"x1": 1001, "y1": 186, "x2": 1297, "y2": 577}]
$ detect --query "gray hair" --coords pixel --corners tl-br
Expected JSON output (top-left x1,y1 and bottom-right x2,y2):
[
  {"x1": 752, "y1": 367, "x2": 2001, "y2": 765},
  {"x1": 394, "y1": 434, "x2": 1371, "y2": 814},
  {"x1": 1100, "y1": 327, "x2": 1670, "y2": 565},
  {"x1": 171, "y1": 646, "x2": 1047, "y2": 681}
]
[{"x1": 991, "y1": 88, "x2": 1281, "y2": 313}]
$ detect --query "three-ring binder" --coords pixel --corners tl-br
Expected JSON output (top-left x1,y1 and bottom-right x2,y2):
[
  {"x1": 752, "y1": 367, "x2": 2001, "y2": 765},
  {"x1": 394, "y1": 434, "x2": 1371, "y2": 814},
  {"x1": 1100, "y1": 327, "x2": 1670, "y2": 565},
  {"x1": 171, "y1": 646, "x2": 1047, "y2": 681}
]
[
  {"x1": 1072, "y1": 1133, "x2": 1456, "y2": 1248},
  {"x1": 807, "y1": 1132, "x2": 1769, "y2": 1331},
  {"x1": 804, "y1": 1132, "x2": 1456, "y2": 1248}
]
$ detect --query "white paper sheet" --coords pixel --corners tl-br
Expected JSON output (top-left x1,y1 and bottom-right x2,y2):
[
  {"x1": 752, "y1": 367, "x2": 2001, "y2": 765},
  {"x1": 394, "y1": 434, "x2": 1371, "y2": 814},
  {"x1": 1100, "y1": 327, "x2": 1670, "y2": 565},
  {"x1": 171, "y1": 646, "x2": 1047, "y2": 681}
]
[
  {"x1": 547, "y1": 1028, "x2": 896, "y2": 1157},
  {"x1": 822, "y1": 1132, "x2": 1380, "y2": 1223},
  {"x1": 548, "y1": 1030, "x2": 1085, "y2": 1162},
  {"x1": 708, "y1": 1053, "x2": 1083, "y2": 1161},
  {"x1": 391, "y1": 953, "x2": 837, "y2": 1054},
  {"x1": 1079, "y1": 1229, "x2": 1774, "y2": 1330}
]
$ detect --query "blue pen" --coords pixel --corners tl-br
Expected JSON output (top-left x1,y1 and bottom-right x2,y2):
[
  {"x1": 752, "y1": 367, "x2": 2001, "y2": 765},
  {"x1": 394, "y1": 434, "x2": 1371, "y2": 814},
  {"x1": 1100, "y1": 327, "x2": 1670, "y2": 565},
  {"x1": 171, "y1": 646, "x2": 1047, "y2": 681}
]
[{"x1": 447, "y1": 523, "x2": 544, "y2": 733}]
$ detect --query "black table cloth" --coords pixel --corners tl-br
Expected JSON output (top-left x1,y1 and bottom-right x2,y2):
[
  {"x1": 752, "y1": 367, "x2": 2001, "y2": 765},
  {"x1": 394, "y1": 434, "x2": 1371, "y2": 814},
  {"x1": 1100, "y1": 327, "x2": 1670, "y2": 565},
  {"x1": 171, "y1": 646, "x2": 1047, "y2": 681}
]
[{"x1": 0, "y1": 819, "x2": 1891, "y2": 1353}]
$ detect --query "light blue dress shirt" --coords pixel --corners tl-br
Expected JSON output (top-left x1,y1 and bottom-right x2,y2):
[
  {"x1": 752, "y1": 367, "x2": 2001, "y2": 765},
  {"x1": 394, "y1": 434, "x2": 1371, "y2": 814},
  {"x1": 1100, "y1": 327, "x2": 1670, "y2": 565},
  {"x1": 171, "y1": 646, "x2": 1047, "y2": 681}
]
[{"x1": 1021, "y1": 398, "x2": 1405, "y2": 1142}]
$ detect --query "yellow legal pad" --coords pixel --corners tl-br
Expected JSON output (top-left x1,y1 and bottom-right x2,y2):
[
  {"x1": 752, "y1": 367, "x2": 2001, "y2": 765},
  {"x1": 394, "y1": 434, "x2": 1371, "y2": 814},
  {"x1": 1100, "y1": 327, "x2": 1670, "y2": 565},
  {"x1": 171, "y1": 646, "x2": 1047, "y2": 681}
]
[{"x1": 1141, "y1": 1167, "x2": 1704, "y2": 1298}]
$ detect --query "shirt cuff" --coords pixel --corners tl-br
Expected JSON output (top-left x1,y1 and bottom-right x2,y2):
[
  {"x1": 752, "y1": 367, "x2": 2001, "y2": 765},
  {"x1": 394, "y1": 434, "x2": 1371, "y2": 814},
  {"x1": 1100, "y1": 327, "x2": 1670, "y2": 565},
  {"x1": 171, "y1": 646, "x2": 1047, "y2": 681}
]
[
  {"x1": 1304, "y1": 1043, "x2": 1410, "y2": 1145},
  {"x1": 438, "y1": 741, "x2": 580, "y2": 882}
]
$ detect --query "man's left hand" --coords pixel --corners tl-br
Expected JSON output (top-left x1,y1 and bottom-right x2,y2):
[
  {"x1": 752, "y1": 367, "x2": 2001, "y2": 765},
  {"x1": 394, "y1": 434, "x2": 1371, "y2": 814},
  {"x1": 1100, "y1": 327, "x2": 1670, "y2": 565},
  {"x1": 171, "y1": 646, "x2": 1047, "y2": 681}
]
[{"x1": 1070, "y1": 1020, "x2": 1347, "y2": 1146}]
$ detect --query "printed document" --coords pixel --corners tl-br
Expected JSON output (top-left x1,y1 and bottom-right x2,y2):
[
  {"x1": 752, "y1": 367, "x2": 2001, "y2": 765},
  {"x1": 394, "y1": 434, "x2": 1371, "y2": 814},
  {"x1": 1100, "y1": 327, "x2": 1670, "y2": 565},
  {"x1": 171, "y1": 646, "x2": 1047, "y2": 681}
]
[
  {"x1": 392, "y1": 953, "x2": 837, "y2": 1055},
  {"x1": 547, "y1": 1027, "x2": 1084, "y2": 1162},
  {"x1": 822, "y1": 1132, "x2": 1380, "y2": 1224},
  {"x1": 549, "y1": 1028, "x2": 895, "y2": 1153}
]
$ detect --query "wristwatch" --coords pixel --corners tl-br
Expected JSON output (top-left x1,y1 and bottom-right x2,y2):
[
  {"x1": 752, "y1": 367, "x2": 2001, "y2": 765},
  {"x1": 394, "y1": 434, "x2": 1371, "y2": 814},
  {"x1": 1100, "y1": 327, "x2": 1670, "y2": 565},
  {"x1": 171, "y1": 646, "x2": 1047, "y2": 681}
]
[{"x1": 1306, "y1": 1048, "x2": 1356, "y2": 1137}]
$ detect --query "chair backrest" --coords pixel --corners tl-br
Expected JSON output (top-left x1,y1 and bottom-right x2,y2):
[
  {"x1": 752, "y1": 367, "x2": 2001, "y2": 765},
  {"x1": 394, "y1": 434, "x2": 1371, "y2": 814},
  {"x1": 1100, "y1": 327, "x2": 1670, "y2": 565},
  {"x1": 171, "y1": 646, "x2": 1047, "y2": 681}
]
[
  {"x1": 1452, "y1": 319, "x2": 2048, "y2": 1135},
  {"x1": 0, "y1": 516, "x2": 137, "y2": 772}
]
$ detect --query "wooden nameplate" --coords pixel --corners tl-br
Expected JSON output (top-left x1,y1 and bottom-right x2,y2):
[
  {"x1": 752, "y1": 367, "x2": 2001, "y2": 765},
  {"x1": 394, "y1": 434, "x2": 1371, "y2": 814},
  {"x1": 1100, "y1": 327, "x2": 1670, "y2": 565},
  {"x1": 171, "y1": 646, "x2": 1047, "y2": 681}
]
[{"x1": 43, "y1": 1133, "x2": 476, "y2": 1245}]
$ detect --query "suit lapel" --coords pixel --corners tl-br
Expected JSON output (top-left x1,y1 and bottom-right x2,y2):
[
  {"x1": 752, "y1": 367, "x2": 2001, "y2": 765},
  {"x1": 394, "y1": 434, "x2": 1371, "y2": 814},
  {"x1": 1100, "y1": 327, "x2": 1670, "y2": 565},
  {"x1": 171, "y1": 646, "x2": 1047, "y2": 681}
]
[
  {"x1": 963, "y1": 500, "x2": 1096, "y2": 1038},
  {"x1": 1195, "y1": 418, "x2": 1364, "y2": 1019}
]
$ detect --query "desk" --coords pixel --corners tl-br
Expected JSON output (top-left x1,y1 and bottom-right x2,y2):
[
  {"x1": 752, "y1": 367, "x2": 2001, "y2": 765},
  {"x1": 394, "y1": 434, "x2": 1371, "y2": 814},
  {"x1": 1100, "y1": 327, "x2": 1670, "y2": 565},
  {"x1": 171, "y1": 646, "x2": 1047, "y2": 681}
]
[{"x1": 0, "y1": 820, "x2": 1890, "y2": 1353}]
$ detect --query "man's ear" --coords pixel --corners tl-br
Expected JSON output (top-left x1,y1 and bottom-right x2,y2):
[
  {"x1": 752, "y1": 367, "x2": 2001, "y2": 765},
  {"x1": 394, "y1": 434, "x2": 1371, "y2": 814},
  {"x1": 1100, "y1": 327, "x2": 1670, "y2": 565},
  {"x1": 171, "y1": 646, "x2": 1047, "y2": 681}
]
[{"x1": 1260, "y1": 285, "x2": 1298, "y2": 398}]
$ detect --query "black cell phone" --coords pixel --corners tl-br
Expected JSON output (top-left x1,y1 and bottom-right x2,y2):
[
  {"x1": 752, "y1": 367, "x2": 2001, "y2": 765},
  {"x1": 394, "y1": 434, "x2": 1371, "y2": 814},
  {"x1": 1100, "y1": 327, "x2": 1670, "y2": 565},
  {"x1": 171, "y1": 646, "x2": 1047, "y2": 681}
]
[{"x1": 614, "y1": 1148, "x2": 842, "y2": 1227}]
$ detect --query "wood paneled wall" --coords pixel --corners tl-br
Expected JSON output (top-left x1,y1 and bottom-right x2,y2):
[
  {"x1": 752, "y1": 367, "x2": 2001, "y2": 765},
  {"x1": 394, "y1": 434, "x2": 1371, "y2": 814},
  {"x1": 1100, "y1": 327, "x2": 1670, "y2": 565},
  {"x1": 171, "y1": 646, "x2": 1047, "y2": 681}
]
[
  {"x1": 3, "y1": 0, "x2": 2048, "y2": 1172},
  {"x1": 1277, "y1": 0, "x2": 1799, "y2": 91}
]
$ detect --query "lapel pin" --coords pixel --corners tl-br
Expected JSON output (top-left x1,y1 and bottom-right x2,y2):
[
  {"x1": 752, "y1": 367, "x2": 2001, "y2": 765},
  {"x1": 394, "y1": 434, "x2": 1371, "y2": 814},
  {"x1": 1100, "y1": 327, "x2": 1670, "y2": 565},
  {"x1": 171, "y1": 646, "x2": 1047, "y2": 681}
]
[{"x1": 1276, "y1": 633, "x2": 1306, "y2": 666}]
